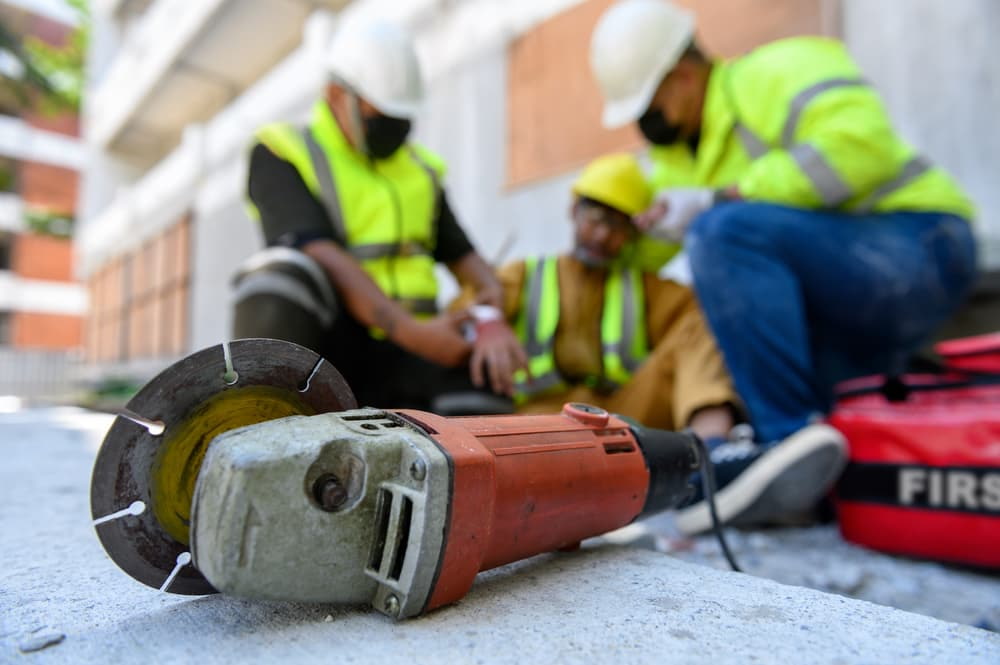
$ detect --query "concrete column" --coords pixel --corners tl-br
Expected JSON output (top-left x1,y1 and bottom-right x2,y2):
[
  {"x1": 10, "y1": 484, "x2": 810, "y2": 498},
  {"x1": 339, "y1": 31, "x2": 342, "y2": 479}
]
[{"x1": 842, "y1": 0, "x2": 1000, "y2": 266}]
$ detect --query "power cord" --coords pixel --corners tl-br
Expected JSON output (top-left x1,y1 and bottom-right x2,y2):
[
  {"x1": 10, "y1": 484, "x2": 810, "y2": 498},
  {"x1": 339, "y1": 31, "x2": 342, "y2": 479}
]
[{"x1": 692, "y1": 434, "x2": 742, "y2": 572}]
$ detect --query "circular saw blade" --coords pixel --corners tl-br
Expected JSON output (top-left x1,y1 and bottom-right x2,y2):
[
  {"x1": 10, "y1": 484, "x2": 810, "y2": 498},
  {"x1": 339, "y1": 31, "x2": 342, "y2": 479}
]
[{"x1": 90, "y1": 339, "x2": 357, "y2": 595}]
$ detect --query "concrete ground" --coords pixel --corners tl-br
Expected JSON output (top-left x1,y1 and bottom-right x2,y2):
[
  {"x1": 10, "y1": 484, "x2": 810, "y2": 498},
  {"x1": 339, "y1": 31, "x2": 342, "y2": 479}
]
[{"x1": 2, "y1": 406, "x2": 999, "y2": 664}]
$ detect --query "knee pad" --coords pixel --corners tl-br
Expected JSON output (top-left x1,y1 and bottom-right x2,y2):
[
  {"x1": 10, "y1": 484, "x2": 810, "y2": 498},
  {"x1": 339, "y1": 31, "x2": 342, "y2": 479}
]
[{"x1": 231, "y1": 247, "x2": 338, "y2": 349}]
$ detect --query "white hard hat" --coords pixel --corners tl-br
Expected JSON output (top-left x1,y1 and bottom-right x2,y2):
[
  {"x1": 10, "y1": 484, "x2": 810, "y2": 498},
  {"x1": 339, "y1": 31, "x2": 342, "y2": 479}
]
[
  {"x1": 323, "y1": 19, "x2": 424, "y2": 119},
  {"x1": 590, "y1": 0, "x2": 695, "y2": 129}
]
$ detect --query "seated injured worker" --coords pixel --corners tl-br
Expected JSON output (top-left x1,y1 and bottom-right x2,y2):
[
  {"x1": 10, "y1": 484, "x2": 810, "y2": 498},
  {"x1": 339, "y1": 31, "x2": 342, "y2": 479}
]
[{"x1": 459, "y1": 154, "x2": 840, "y2": 533}]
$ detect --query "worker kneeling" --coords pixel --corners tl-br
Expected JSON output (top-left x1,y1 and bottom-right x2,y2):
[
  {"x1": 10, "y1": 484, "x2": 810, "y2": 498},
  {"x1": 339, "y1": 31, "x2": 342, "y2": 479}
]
[{"x1": 465, "y1": 153, "x2": 847, "y2": 533}]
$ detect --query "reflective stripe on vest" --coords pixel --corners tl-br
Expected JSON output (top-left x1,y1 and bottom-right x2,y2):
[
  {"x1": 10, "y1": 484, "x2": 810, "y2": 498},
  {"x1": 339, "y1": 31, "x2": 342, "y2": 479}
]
[
  {"x1": 731, "y1": 76, "x2": 932, "y2": 210},
  {"x1": 514, "y1": 256, "x2": 565, "y2": 403},
  {"x1": 513, "y1": 256, "x2": 649, "y2": 403},
  {"x1": 303, "y1": 128, "x2": 348, "y2": 244},
  {"x1": 348, "y1": 241, "x2": 432, "y2": 260},
  {"x1": 789, "y1": 143, "x2": 853, "y2": 207},
  {"x1": 853, "y1": 155, "x2": 933, "y2": 214},
  {"x1": 735, "y1": 123, "x2": 768, "y2": 160},
  {"x1": 602, "y1": 267, "x2": 649, "y2": 385}
]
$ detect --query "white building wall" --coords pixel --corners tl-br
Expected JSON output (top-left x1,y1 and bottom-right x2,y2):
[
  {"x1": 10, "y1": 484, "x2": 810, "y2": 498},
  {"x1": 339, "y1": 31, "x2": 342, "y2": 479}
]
[
  {"x1": 0, "y1": 272, "x2": 86, "y2": 315},
  {"x1": 0, "y1": 193, "x2": 24, "y2": 232},
  {"x1": 418, "y1": 48, "x2": 576, "y2": 270},
  {"x1": 842, "y1": 0, "x2": 1000, "y2": 267},
  {"x1": 0, "y1": 115, "x2": 85, "y2": 171}
]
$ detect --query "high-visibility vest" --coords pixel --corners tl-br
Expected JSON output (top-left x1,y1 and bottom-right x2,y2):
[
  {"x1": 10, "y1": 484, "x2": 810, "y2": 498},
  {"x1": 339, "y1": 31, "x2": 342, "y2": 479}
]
[
  {"x1": 249, "y1": 100, "x2": 445, "y2": 317},
  {"x1": 512, "y1": 256, "x2": 649, "y2": 403},
  {"x1": 640, "y1": 36, "x2": 975, "y2": 269}
]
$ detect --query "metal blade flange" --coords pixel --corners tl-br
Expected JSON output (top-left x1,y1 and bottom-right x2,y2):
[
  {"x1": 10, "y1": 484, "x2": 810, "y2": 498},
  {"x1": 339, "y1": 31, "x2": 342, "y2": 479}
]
[{"x1": 90, "y1": 338, "x2": 356, "y2": 595}]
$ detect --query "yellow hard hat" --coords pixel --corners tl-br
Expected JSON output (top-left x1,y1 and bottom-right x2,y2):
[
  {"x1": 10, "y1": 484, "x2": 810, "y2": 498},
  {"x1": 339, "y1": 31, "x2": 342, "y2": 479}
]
[{"x1": 572, "y1": 153, "x2": 652, "y2": 217}]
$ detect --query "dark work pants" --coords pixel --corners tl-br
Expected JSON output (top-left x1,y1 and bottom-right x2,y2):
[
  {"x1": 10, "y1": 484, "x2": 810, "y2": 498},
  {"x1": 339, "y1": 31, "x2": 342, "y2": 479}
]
[
  {"x1": 232, "y1": 290, "x2": 477, "y2": 412},
  {"x1": 686, "y1": 202, "x2": 977, "y2": 443},
  {"x1": 318, "y1": 307, "x2": 478, "y2": 411}
]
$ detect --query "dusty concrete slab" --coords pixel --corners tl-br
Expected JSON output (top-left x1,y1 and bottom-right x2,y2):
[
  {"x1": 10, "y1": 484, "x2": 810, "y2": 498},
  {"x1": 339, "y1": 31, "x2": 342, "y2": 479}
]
[
  {"x1": 598, "y1": 516, "x2": 1000, "y2": 630},
  {"x1": 2, "y1": 408, "x2": 999, "y2": 664}
]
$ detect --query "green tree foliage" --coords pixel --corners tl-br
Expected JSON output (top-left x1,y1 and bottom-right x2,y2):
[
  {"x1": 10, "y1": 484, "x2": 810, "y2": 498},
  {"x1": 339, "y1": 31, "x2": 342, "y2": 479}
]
[{"x1": 0, "y1": 0, "x2": 88, "y2": 114}]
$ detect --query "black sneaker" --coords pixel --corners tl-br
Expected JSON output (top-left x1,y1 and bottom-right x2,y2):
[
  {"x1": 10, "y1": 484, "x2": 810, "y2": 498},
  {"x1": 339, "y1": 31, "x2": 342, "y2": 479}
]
[{"x1": 675, "y1": 423, "x2": 847, "y2": 535}]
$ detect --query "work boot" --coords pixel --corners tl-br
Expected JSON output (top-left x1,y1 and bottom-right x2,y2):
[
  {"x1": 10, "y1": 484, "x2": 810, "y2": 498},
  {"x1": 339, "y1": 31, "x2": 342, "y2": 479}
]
[{"x1": 675, "y1": 423, "x2": 847, "y2": 535}]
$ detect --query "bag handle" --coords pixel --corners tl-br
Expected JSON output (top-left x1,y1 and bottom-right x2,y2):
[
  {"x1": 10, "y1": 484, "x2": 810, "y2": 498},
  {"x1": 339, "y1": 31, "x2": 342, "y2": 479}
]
[{"x1": 836, "y1": 353, "x2": 1000, "y2": 402}]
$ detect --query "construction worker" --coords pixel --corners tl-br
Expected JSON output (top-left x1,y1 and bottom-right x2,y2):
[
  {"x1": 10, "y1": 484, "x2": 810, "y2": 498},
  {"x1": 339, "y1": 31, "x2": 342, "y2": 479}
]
[
  {"x1": 233, "y1": 18, "x2": 524, "y2": 412},
  {"x1": 589, "y1": 0, "x2": 978, "y2": 529}
]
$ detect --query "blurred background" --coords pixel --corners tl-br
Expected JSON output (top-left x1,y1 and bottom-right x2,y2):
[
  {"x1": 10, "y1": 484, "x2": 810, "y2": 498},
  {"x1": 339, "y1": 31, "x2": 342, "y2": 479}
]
[{"x1": 1, "y1": 0, "x2": 998, "y2": 406}]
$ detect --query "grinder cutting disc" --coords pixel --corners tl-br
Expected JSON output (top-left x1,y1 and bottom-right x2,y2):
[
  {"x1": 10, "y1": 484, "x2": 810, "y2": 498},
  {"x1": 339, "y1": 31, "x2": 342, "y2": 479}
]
[{"x1": 90, "y1": 338, "x2": 357, "y2": 595}]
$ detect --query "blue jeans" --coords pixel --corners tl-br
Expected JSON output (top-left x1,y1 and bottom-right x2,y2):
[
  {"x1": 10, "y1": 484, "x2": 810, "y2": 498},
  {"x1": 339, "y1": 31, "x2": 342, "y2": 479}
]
[{"x1": 686, "y1": 202, "x2": 977, "y2": 443}]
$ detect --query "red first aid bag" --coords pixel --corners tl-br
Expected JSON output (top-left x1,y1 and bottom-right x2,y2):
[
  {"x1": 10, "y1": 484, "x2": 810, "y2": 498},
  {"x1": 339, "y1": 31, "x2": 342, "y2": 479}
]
[{"x1": 828, "y1": 333, "x2": 1000, "y2": 568}]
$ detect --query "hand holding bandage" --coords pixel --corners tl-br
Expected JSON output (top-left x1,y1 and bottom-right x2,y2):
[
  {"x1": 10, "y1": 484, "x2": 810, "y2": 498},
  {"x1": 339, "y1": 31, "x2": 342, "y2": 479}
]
[{"x1": 633, "y1": 188, "x2": 717, "y2": 243}]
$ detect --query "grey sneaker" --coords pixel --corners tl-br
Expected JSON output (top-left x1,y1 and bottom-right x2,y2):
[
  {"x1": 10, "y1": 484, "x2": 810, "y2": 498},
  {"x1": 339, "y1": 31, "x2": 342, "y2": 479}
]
[{"x1": 675, "y1": 423, "x2": 847, "y2": 535}]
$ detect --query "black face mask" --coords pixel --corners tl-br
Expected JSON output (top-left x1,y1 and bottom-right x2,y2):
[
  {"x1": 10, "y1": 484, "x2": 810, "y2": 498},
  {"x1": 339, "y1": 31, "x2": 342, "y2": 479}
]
[
  {"x1": 363, "y1": 113, "x2": 411, "y2": 160},
  {"x1": 638, "y1": 107, "x2": 683, "y2": 146}
]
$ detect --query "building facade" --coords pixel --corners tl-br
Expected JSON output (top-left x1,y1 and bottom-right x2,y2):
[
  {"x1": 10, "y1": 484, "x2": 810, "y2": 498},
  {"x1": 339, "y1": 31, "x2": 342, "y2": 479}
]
[
  {"x1": 0, "y1": 0, "x2": 86, "y2": 399},
  {"x1": 77, "y1": 0, "x2": 1000, "y2": 385}
]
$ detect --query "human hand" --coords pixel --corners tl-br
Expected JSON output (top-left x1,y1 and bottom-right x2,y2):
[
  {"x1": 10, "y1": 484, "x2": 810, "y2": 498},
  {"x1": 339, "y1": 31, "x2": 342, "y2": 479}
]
[
  {"x1": 633, "y1": 188, "x2": 715, "y2": 242},
  {"x1": 398, "y1": 311, "x2": 473, "y2": 368},
  {"x1": 468, "y1": 313, "x2": 529, "y2": 396}
]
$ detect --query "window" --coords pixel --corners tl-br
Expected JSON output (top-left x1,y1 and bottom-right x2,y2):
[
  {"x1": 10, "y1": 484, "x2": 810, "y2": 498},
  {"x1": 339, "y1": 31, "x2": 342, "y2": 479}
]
[
  {"x1": 0, "y1": 311, "x2": 11, "y2": 345},
  {"x1": 0, "y1": 233, "x2": 12, "y2": 271}
]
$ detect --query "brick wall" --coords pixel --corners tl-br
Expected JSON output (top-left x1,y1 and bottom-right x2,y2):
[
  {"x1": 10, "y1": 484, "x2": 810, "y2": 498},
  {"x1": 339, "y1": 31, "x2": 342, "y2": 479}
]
[
  {"x1": 24, "y1": 111, "x2": 80, "y2": 138},
  {"x1": 87, "y1": 257, "x2": 124, "y2": 363},
  {"x1": 12, "y1": 311, "x2": 82, "y2": 349},
  {"x1": 6, "y1": 234, "x2": 81, "y2": 350},
  {"x1": 85, "y1": 217, "x2": 192, "y2": 364},
  {"x1": 12, "y1": 233, "x2": 74, "y2": 281},
  {"x1": 28, "y1": 13, "x2": 72, "y2": 47},
  {"x1": 19, "y1": 161, "x2": 78, "y2": 215}
]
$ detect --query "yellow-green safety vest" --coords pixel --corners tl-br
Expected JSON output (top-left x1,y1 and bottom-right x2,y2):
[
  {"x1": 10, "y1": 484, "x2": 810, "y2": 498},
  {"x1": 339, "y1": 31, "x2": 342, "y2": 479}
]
[
  {"x1": 249, "y1": 100, "x2": 446, "y2": 316},
  {"x1": 512, "y1": 256, "x2": 649, "y2": 403},
  {"x1": 637, "y1": 36, "x2": 975, "y2": 271}
]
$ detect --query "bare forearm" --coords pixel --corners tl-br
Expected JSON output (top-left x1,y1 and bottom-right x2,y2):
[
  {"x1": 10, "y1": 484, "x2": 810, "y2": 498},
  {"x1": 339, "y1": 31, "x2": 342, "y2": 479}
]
[
  {"x1": 302, "y1": 240, "x2": 414, "y2": 341},
  {"x1": 447, "y1": 251, "x2": 503, "y2": 309},
  {"x1": 688, "y1": 405, "x2": 735, "y2": 442}
]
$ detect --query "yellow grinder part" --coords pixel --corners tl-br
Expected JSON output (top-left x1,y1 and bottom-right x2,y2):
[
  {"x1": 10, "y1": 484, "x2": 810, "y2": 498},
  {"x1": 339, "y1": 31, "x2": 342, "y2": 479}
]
[{"x1": 151, "y1": 385, "x2": 317, "y2": 545}]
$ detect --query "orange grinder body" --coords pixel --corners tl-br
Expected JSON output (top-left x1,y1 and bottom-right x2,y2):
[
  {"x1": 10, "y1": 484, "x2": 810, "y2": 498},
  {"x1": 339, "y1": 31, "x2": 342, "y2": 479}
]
[{"x1": 396, "y1": 403, "x2": 699, "y2": 613}]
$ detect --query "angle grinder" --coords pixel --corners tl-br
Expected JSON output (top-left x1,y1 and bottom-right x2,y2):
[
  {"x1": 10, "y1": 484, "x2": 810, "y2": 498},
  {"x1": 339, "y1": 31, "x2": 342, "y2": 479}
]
[{"x1": 90, "y1": 338, "x2": 716, "y2": 618}]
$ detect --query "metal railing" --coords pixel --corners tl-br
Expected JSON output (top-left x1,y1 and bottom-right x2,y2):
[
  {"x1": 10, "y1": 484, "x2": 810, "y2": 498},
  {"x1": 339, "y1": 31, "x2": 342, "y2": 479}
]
[{"x1": 0, "y1": 347, "x2": 85, "y2": 402}]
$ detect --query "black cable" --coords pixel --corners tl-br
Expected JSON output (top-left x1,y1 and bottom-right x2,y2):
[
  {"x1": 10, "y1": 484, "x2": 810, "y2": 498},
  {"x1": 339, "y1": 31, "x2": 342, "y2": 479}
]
[{"x1": 693, "y1": 435, "x2": 742, "y2": 572}]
